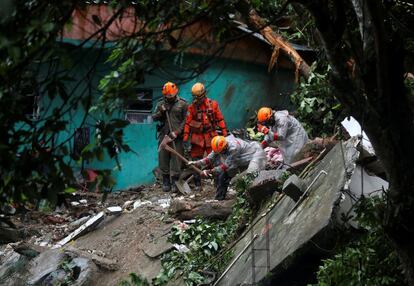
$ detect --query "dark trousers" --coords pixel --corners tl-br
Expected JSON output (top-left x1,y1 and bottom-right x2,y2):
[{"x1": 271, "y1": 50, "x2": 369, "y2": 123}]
[
  {"x1": 216, "y1": 171, "x2": 231, "y2": 200},
  {"x1": 158, "y1": 138, "x2": 183, "y2": 176}
]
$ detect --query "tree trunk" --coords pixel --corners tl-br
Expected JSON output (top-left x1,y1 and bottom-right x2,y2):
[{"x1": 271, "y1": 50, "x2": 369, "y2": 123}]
[
  {"x1": 169, "y1": 198, "x2": 235, "y2": 220},
  {"x1": 294, "y1": 0, "x2": 414, "y2": 283}
]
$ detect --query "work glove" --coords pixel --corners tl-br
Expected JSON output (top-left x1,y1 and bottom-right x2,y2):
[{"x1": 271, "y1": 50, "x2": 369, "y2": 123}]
[
  {"x1": 257, "y1": 124, "x2": 269, "y2": 135},
  {"x1": 201, "y1": 169, "x2": 213, "y2": 178},
  {"x1": 169, "y1": 131, "x2": 177, "y2": 140},
  {"x1": 160, "y1": 104, "x2": 168, "y2": 113},
  {"x1": 187, "y1": 160, "x2": 199, "y2": 167},
  {"x1": 261, "y1": 140, "x2": 269, "y2": 149}
]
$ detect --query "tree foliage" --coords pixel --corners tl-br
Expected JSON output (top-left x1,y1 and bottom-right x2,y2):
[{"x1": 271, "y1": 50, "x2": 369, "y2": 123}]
[
  {"x1": 291, "y1": 63, "x2": 343, "y2": 137},
  {"x1": 315, "y1": 196, "x2": 405, "y2": 286}
]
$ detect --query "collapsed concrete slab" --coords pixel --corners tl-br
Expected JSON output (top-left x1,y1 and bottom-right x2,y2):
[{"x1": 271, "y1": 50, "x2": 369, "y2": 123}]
[
  {"x1": 336, "y1": 165, "x2": 389, "y2": 228},
  {"x1": 215, "y1": 139, "x2": 360, "y2": 286},
  {"x1": 247, "y1": 170, "x2": 285, "y2": 205}
]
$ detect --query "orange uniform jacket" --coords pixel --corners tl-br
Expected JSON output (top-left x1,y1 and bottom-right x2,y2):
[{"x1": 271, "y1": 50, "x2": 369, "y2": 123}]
[{"x1": 183, "y1": 98, "x2": 227, "y2": 156}]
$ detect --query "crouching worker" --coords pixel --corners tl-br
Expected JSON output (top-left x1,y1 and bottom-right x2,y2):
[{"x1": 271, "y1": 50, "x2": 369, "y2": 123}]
[
  {"x1": 257, "y1": 107, "x2": 308, "y2": 165},
  {"x1": 188, "y1": 135, "x2": 266, "y2": 200}
]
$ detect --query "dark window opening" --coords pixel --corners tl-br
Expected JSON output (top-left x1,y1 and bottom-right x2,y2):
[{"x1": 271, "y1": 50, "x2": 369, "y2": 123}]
[
  {"x1": 125, "y1": 89, "x2": 153, "y2": 124},
  {"x1": 73, "y1": 127, "x2": 90, "y2": 158}
]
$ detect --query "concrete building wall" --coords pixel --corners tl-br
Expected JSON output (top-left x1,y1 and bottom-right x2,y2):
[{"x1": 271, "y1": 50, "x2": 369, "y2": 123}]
[{"x1": 40, "y1": 45, "x2": 296, "y2": 190}]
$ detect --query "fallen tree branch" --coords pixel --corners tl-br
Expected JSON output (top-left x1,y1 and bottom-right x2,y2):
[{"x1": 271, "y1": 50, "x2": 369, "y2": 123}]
[{"x1": 246, "y1": 9, "x2": 311, "y2": 81}]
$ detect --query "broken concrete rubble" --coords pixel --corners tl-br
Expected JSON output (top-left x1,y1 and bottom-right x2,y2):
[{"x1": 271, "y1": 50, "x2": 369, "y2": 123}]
[
  {"x1": 247, "y1": 169, "x2": 285, "y2": 205},
  {"x1": 64, "y1": 247, "x2": 120, "y2": 271},
  {"x1": 282, "y1": 174, "x2": 306, "y2": 202},
  {"x1": 142, "y1": 235, "x2": 174, "y2": 258},
  {"x1": 27, "y1": 249, "x2": 67, "y2": 285},
  {"x1": 215, "y1": 139, "x2": 361, "y2": 285},
  {"x1": 1, "y1": 188, "x2": 175, "y2": 286},
  {"x1": 336, "y1": 165, "x2": 388, "y2": 228}
]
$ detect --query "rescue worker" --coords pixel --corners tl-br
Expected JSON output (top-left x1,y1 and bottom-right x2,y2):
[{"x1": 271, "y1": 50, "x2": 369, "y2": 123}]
[
  {"x1": 256, "y1": 107, "x2": 308, "y2": 165},
  {"x1": 152, "y1": 82, "x2": 188, "y2": 192},
  {"x1": 188, "y1": 135, "x2": 266, "y2": 200},
  {"x1": 183, "y1": 82, "x2": 228, "y2": 191}
]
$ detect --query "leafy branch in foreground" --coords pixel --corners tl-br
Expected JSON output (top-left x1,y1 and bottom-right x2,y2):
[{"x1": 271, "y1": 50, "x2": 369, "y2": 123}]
[
  {"x1": 314, "y1": 196, "x2": 405, "y2": 286},
  {"x1": 290, "y1": 64, "x2": 343, "y2": 138}
]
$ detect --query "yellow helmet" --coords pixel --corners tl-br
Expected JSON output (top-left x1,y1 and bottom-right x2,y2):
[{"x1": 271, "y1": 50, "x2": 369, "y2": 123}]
[
  {"x1": 191, "y1": 82, "x2": 206, "y2": 98},
  {"x1": 257, "y1": 107, "x2": 273, "y2": 123},
  {"x1": 211, "y1": 136, "x2": 227, "y2": 153}
]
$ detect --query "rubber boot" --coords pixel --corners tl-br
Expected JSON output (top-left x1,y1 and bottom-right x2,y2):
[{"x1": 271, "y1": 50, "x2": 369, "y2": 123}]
[
  {"x1": 193, "y1": 174, "x2": 202, "y2": 192},
  {"x1": 162, "y1": 175, "x2": 171, "y2": 192},
  {"x1": 171, "y1": 175, "x2": 179, "y2": 193}
]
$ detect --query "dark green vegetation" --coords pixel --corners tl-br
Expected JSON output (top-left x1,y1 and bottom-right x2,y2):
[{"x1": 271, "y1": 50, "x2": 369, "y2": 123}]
[
  {"x1": 1, "y1": 0, "x2": 414, "y2": 285},
  {"x1": 315, "y1": 196, "x2": 405, "y2": 286},
  {"x1": 290, "y1": 64, "x2": 343, "y2": 138}
]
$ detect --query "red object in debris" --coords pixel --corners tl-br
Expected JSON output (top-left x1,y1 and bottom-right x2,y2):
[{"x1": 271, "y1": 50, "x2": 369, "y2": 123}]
[
  {"x1": 42, "y1": 215, "x2": 66, "y2": 224},
  {"x1": 78, "y1": 169, "x2": 99, "y2": 192},
  {"x1": 86, "y1": 169, "x2": 98, "y2": 182}
]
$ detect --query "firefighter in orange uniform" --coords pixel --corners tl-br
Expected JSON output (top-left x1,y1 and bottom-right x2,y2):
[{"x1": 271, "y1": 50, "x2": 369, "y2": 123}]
[{"x1": 183, "y1": 82, "x2": 228, "y2": 191}]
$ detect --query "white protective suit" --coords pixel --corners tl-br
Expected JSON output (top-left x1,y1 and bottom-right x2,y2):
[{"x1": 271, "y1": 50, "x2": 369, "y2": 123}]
[
  {"x1": 199, "y1": 134, "x2": 266, "y2": 175},
  {"x1": 264, "y1": 110, "x2": 308, "y2": 164}
]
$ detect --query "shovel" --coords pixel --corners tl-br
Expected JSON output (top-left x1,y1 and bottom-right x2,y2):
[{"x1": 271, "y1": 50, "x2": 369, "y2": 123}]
[{"x1": 159, "y1": 136, "x2": 204, "y2": 194}]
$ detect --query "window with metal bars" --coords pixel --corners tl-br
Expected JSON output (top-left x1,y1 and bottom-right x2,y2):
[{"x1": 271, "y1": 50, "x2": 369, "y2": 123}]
[{"x1": 124, "y1": 89, "x2": 153, "y2": 124}]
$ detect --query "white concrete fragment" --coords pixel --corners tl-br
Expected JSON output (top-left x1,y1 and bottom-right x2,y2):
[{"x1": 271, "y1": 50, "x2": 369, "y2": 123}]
[
  {"x1": 53, "y1": 212, "x2": 105, "y2": 249},
  {"x1": 183, "y1": 219, "x2": 196, "y2": 224},
  {"x1": 173, "y1": 244, "x2": 190, "y2": 253},
  {"x1": 71, "y1": 201, "x2": 80, "y2": 206},
  {"x1": 122, "y1": 200, "x2": 134, "y2": 209},
  {"x1": 106, "y1": 206, "x2": 122, "y2": 214},
  {"x1": 79, "y1": 199, "x2": 88, "y2": 204},
  {"x1": 341, "y1": 116, "x2": 375, "y2": 155},
  {"x1": 157, "y1": 198, "x2": 171, "y2": 208},
  {"x1": 133, "y1": 200, "x2": 152, "y2": 209}
]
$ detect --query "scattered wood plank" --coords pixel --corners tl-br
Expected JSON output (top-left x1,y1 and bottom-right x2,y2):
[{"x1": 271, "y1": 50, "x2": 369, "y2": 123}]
[{"x1": 53, "y1": 211, "x2": 105, "y2": 249}]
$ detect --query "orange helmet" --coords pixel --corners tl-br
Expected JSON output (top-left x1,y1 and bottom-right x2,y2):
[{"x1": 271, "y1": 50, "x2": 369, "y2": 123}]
[
  {"x1": 191, "y1": 82, "x2": 206, "y2": 98},
  {"x1": 257, "y1": 107, "x2": 273, "y2": 123},
  {"x1": 211, "y1": 136, "x2": 227, "y2": 153},
  {"x1": 162, "y1": 82, "x2": 178, "y2": 97}
]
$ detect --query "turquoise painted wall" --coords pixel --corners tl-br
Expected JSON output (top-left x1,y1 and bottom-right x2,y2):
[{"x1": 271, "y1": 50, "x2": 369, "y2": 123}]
[{"x1": 40, "y1": 45, "x2": 296, "y2": 190}]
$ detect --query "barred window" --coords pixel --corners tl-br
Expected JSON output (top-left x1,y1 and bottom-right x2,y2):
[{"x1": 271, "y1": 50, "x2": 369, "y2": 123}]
[{"x1": 125, "y1": 89, "x2": 153, "y2": 124}]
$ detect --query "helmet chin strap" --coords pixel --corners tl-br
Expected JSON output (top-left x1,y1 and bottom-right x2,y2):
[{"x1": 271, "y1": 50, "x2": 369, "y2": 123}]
[
  {"x1": 193, "y1": 94, "x2": 205, "y2": 104},
  {"x1": 166, "y1": 95, "x2": 176, "y2": 103}
]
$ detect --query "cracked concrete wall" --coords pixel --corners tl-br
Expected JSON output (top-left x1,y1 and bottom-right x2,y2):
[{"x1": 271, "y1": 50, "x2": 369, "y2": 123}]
[{"x1": 216, "y1": 140, "x2": 359, "y2": 285}]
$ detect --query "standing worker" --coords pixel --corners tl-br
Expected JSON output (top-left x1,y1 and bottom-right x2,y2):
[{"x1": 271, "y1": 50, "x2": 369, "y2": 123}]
[
  {"x1": 188, "y1": 135, "x2": 266, "y2": 200},
  {"x1": 256, "y1": 108, "x2": 308, "y2": 165},
  {"x1": 183, "y1": 82, "x2": 228, "y2": 191},
  {"x1": 152, "y1": 82, "x2": 188, "y2": 192}
]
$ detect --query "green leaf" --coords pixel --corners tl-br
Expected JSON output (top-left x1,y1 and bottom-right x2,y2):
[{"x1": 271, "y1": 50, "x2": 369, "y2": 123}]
[
  {"x1": 64, "y1": 187, "x2": 76, "y2": 194},
  {"x1": 42, "y1": 22, "x2": 54, "y2": 32}
]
